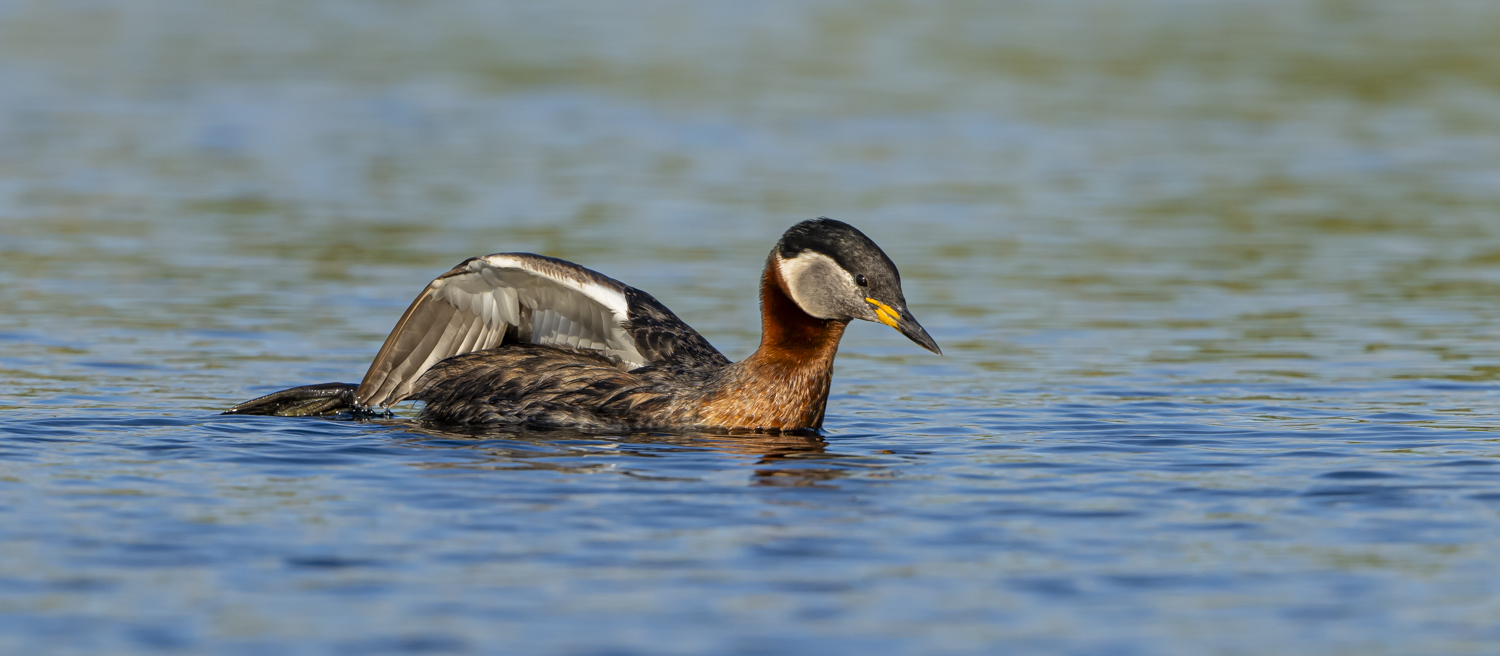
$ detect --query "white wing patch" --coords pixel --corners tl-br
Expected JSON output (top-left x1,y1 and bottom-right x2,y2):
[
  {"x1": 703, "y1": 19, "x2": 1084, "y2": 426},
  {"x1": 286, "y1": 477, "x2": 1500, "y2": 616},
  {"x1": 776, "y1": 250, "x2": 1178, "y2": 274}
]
[{"x1": 355, "y1": 254, "x2": 648, "y2": 408}]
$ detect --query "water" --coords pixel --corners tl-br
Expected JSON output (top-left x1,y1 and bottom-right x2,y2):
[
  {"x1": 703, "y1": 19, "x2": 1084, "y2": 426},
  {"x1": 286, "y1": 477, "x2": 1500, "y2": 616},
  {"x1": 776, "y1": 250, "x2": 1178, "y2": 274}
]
[{"x1": 4, "y1": 0, "x2": 1500, "y2": 653}]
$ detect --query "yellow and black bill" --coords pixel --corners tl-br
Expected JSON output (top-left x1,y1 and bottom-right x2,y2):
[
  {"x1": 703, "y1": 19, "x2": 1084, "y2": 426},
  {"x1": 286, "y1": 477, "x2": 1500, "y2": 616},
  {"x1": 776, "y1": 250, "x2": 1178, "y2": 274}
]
[{"x1": 866, "y1": 297, "x2": 941, "y2": 355}]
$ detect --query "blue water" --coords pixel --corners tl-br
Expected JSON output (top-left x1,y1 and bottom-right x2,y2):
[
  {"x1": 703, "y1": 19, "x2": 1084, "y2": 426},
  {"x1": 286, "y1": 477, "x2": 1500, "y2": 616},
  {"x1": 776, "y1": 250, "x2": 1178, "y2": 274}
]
[
  {"x1": 8, "y1": 388, "x2": 1500, "y2": 654},
  {"x1": 5, "y1": 1, "x2": 1500, "y2": 654}
]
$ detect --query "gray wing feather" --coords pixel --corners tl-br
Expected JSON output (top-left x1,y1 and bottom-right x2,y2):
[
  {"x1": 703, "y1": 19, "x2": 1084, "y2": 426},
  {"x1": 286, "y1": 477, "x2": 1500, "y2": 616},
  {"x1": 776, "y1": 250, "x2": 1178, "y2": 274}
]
[{"x1": 355, "y1": 253, "x2": 655, "y2": 408}]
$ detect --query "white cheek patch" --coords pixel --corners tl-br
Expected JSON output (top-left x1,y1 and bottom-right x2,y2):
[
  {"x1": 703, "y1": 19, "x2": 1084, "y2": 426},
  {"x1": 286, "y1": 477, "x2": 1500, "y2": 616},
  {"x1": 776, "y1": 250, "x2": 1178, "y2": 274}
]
[{"x1": 777, "y1": 251, "x2": 857, "y2": 320}]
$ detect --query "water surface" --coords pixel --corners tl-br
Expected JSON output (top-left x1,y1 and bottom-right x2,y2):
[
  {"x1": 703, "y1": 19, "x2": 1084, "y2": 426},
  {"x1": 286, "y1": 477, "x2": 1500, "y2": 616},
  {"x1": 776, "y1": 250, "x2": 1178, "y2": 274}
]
[{"x1": 4, "y1": 1, "x2": 1500, "y2": 654}]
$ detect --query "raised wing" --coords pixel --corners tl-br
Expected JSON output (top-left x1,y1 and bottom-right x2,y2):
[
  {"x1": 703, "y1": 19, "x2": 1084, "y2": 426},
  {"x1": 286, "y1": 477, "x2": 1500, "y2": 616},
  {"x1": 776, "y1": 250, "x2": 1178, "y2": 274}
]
[{"x1": 356, "y1": 253, "x2": 657, "y2": 408}]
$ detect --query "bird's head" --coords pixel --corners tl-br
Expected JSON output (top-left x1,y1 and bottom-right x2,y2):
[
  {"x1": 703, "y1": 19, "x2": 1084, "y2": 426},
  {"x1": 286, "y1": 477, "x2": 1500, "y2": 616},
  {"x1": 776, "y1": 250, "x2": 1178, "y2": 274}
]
[{"x1": 773, "y1": 217, "x2": 941, "y2": 355}]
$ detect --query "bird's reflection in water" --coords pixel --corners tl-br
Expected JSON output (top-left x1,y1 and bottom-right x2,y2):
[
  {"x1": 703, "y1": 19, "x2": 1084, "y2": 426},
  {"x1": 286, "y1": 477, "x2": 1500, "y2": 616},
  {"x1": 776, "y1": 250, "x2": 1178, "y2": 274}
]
[
  {"x1": 697, "y1": 431, "x2": 852, "y2": 487},
  {"x1": 374, "y1": 419, "x2": 875, "y2": 487}
]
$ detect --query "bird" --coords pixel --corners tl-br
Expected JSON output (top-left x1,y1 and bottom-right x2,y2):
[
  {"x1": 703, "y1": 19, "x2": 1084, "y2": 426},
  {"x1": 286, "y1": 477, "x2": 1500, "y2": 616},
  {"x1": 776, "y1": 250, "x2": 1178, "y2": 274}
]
[{"x1": 225, "y1": 218, "x2": 941, "y2": 432}]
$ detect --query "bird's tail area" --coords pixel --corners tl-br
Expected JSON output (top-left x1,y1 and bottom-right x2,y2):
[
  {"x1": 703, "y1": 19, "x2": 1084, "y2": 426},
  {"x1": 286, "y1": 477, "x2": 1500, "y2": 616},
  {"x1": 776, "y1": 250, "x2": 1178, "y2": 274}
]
[{"x1": 223, "y1": 382, "x2": 366, "y2": 417}]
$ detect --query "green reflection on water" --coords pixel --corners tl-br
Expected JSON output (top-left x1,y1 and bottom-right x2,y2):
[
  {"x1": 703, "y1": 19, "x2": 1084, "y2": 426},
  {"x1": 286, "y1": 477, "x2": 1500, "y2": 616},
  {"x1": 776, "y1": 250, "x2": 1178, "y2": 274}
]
[{"x1": 0, "y1": 0, "x2": 1496, "y2": 404}]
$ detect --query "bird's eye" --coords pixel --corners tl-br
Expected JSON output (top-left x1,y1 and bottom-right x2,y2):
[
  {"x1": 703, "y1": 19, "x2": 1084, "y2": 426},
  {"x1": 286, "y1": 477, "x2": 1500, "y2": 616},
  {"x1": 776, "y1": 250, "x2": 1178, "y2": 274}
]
[{"x1": 855, "y1": 274, "x2": 868, "y2": 287}]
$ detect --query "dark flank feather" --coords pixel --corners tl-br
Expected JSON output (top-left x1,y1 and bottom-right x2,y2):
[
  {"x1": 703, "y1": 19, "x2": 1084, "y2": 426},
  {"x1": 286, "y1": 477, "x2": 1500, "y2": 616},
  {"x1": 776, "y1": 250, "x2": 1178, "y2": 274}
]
[{"x1": 414, "y1": 345, "x2": 686, "y2": 428}]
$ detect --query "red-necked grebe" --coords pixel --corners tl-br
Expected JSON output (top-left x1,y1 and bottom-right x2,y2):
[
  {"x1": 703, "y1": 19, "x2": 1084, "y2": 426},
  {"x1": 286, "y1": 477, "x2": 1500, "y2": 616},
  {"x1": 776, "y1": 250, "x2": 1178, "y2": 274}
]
[{"x1": 226, "y1": 218, "x2": 941, "y2": 431}]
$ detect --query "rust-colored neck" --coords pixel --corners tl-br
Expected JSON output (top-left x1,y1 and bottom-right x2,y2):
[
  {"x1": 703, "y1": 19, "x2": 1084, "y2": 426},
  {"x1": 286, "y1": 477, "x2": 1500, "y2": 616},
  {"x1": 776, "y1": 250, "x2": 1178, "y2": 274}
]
[
  {"x1": 755, "y1": 257, "x2": 847, "y2": 358},
  {"x1": 695, "y1": 256, "x2": 847, "y2": 431}
]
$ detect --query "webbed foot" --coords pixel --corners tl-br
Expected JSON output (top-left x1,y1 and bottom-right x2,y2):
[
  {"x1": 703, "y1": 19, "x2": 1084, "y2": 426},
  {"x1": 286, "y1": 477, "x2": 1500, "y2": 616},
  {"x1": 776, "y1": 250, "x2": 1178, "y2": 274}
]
[{"x1": 224, "y1": 383, "x2": 358, "y2": 417}]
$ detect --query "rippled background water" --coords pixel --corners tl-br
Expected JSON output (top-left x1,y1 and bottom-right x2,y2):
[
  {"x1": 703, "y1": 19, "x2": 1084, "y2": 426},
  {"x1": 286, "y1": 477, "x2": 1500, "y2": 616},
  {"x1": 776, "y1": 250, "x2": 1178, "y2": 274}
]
[{"x1": 4, "y1": 1, "x2": 1500, "y2": 654}]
